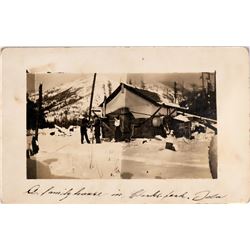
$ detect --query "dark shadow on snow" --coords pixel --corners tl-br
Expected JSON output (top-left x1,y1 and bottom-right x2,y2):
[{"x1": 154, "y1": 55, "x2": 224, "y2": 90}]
[
  {"x1": 27, "y1": 158, "x2": 77, "y2": 179},
  {"x1": 121, "y1": 172, "x2": 133, "y2": 179}
]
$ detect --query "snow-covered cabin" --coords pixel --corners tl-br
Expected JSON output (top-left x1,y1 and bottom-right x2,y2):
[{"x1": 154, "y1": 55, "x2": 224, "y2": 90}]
[{"x1": 99, "y1": 83, "x2": 188, "y2": 139}]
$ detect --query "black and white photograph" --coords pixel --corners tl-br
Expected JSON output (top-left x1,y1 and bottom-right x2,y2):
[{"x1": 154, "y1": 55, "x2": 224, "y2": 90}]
[
  {"x1": 26, "y1": 71, "x2": 217, "y2": 179},
  {"x1": 2, "y1": 46, "x2": 249, "y2": 204},
  {"x1": 1, "y1": 2, "x2": 250, "y2": 250}
]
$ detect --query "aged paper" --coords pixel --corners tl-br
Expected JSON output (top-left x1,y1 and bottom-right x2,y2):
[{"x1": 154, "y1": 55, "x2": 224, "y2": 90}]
[{"x1": 1, "y1": 47, "x2": 249, "y2": 203}]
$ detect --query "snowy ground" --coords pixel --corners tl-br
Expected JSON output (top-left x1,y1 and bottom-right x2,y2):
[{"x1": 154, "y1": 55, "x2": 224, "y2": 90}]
[
  {"x1": 27, "y1": 127, "x2": 214, "y2": 179},
  {"x1": 121, "y1": 136, "x2": 212, "y2": 179}
]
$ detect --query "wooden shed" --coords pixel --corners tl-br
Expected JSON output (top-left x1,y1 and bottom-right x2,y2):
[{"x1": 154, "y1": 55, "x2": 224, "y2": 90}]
[{"x1": 172, "y1": 114, "x2": 191, "y2": 138}]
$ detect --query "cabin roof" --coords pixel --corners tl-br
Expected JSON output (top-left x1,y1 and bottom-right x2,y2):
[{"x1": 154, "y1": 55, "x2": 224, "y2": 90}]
[{"x1": 100, "y1": 83, "x2": 187, "y2": 110}]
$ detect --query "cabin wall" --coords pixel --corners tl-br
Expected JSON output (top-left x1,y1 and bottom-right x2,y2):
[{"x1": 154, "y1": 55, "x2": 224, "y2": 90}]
[
  {"x1": 105, "y1": 88, "x2": 172, "y2": 119},
  {"x1": 105, "y1": 91, "x2": 126, "y2": 114},
  {"x1": 132, "y1": 119, "x2": 166, "y2": 138},
  {"x1": 124, "y1": 88, "x2": 169, "y2": 118}
]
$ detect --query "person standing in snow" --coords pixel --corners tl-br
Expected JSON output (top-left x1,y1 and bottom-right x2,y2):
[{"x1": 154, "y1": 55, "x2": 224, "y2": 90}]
[
  {"x1": 32, "y1": 136, "x2": 39, "y2": 154},
  {"x1": 94, "y1": 116, "x2": 101, "y2": 143},
  {"x1": 26, "y1": 130, "x2": 39, "y2": 158},
  {"x1": 80, "y1": 115, "x2": 90, "y2": 144},
  {"x1": 114, "y1": 116, "x2": 121, "y2": 142}
]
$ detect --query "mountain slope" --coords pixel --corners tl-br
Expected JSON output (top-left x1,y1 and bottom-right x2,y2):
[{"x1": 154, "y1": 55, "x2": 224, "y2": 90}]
[{"x1": 29, "y1": 76, "x2": 186, "y2": 122}]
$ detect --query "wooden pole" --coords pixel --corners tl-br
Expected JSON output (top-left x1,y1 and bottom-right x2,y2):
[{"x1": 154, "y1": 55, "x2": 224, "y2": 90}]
[
  {"x1": 102, "y1": 95, "x2": 107, "y2": 117},
  {"x1": 88, "y1": 73, "x2": 97, "y2": 121}
]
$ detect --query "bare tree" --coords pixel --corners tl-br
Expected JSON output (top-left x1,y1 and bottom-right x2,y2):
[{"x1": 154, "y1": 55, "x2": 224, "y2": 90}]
[
  {"x1": 107, "y1": 81, "x2": 112, "y2": 96},
  {"x1": 102, "y1": 84, "x2": 106, "y2": 96},
  {"x1": 140, "y1": 80, "x2": 146, "y2": 90}
]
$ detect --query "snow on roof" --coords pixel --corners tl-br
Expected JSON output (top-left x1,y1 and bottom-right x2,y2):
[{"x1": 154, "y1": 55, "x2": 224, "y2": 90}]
[
  {"x1": 174, "y1": 114, "x2": 190, "y2": 122},
  {"x1": 123, "y1": 83, "x2": 162, "y2": 103},
  {"x1": 123, "y1": 83, "x2": 189, "y2": 110},
  {"x1": 157, "y1": 101, "x2": 186, "y2": 109},
  {"x1": 101, "y1": 82, "x2": 189, "y2": 111}
]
